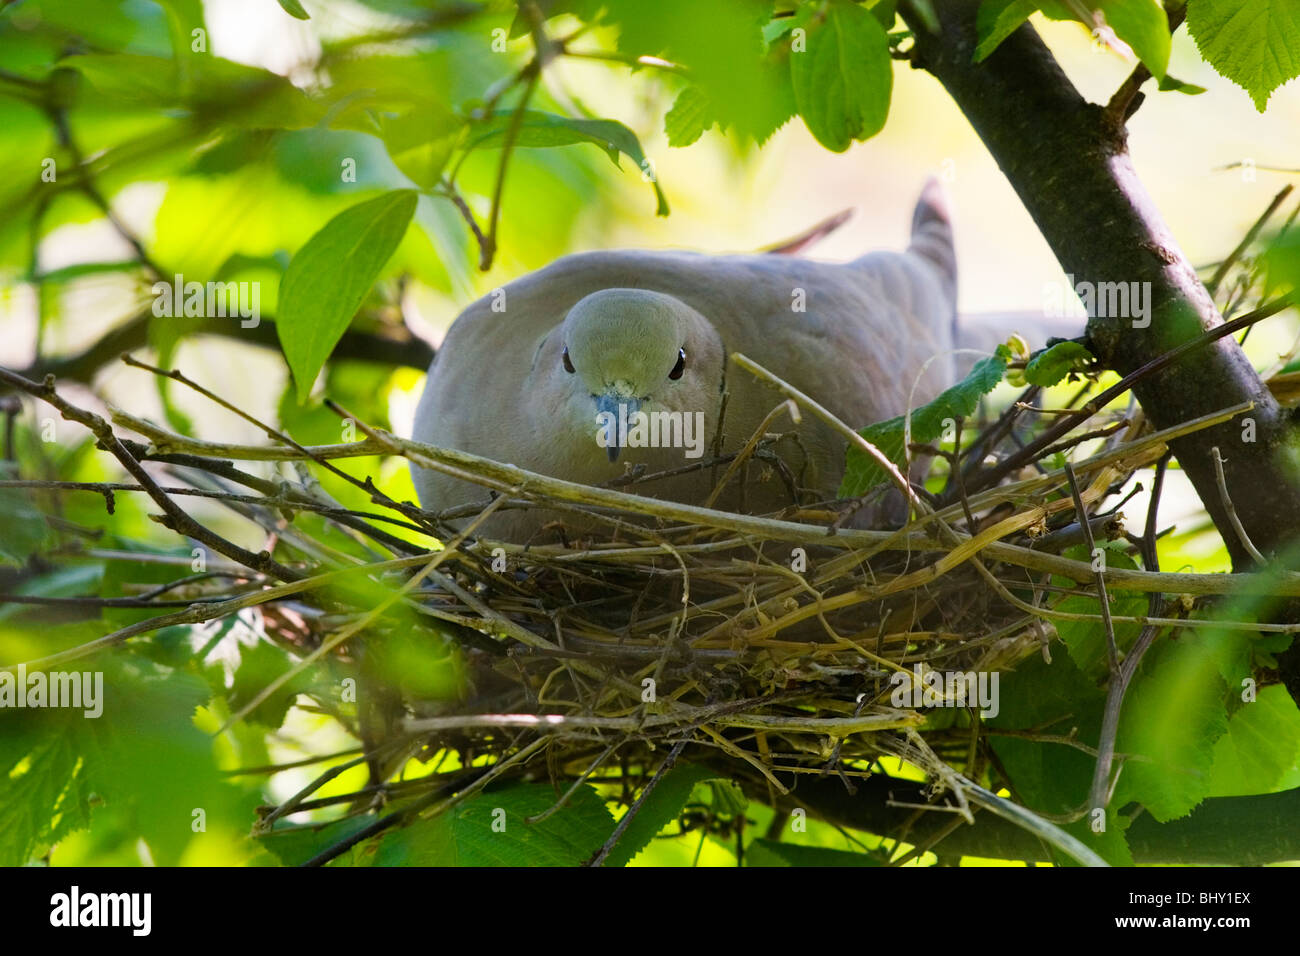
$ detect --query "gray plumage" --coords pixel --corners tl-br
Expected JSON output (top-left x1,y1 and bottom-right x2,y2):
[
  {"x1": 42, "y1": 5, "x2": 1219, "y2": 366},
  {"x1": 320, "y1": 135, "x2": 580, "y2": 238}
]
[{"x1": 411, "y1": 180, "x2": 965, "y2": 540}]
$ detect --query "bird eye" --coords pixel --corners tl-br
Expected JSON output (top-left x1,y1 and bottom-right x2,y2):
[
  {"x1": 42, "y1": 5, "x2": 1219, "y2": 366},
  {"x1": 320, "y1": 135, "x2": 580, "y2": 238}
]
[
  {"x1": 562, "y1": 347, "x2": 575, "y2": 374},
  {"x1": 669, "y1": 348, "x2": 686, "y2": 380}
]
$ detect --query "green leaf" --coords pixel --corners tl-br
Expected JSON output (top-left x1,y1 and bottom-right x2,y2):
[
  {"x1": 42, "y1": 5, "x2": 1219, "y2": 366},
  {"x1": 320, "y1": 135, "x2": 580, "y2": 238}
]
[
  {"x1": 35, "y1": 259, "x2": 141, "y2": 286},
  {"x1": 664, "y1": 86, "x2": 714, "y2": 147},
  {"x1": 0, "y1": 713, "x2": 95, "y2": 866},
  {"x1": 372, "y1": 783, "x2": 615, "y2": 866},
  {"x1": 1023, "y1": 340, "x2": 1095, "y2": 386},
  {"x1": 0, "y1": 658, "x2": 243, "y2": 866},
  {"x1": 1187, "y1": 0, "x2": 1300, "y2": 111},
  {"x1": 259, "y1": 817, "x2": 377, "y2": 866},
  {"x1": 870, "y1": 0, "x2": 900, "y2": 29},
  {"x1": 61, "y1": 52, "x2": 318, "y2": 127},
  {"x1": 1206, "y1": 685, "x2": 1300, "y2": 797},
  {"x1": 974, "y1": 0, "x2": 1038, "y2": 61},
  {"x1": 0, "y1": 566, "x2": 104, "y2": 628},
  {"x1": 275, "y1": 0, "x2": 311, "y2": 19},
  {"x1": 92, "y1": 664, "x2": 240, "y2": 865},
  {"x1": 984, "y1": 644, "x2": 1137, "y2": 866},
  {"x1": 1263, "y1": 226, "x2": 1300, "y2": 296},
  {"x1": 1057, "y1": 809, "x2": 1135, "y2": 867},
  {"x1": 277, "y1": 190, "x2": 418, "y2": 402},
  {"x1": 377, "y1": 102, "x2": 461, "y2": 189},
  {"x1": 791, "y1": 2, "x2": 893, "y2": 152},
  {"x1": 0, "y1": 489, "x2": 49, "y2": 566},
  {"x1": 746, "y1": 838, "x2": 882, "y2": 866},
  {"x1": 60, "y1": 52, "x2": 178, "y2": 105},
  {"x1": 988, "y1": 652, "x2": 1107, "y2": 815},
  {"x1": 763, "y1": 3, "x2": 816, "y2": 46},
  {"x1": 984, "y1": 653, "x2": 1135, "y2": 868},
  {"x1": 1113, "y1": 630, "x2": 1242, "y2": 822},
  {"x1": 709, "y1": 777, "x2": 748, "y2": 815},
  {"x1": 602, "y1": 763, "x2": 722, "y2": 867},
  {"x1": 508, "y1": 0, "x2": 604, "y2": 38},
  {"x1": 740, "y1": 57, "x2": 799, "y2": 147},
  {"x1": 365, "y1": 624, "x2": 467, "y2": 703},
  {"x1": 839, "y1": 345, "x2": 1009, "y2": 497},
  {"x1": 226, "y1": 639, "x2": 311, "y2": 729},
  {"x1": 602, "y1": 0, "x2": 777, "y2": 144},
  {"x1": 1156, "y1": 74, "x2": 1208, "y2": 95},
  {"x1": 467, "y1": 110, "x2": 669, "y2": 215},
  {"x1": 1093, "y1": 0, "x2": 1171, "y2": 80},
  {"x1": 978, "y1": 1, "x2": 1171, "y2": 79}
]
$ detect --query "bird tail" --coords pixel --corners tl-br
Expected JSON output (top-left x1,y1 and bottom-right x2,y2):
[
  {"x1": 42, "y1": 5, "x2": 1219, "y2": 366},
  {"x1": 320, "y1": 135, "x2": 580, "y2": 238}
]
[
  {"x1": 907, "y1": 175, "x2": 957, "y2": 310},
  {"x1": 903, "y1": 180, "x2": 1089, "y2": 376}
]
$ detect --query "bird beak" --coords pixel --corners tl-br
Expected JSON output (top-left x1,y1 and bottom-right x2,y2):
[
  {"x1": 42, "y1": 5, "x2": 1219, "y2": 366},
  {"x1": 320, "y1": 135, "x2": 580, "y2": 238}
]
[{"x1": 594, "y1": 393, "x2": 641, "y2": 462}]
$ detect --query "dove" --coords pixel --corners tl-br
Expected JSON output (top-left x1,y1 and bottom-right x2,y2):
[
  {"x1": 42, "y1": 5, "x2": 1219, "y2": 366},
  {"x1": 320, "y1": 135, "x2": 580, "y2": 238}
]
[{"x1": 410, "y1": 180, "x2": 967, "y2": 541}]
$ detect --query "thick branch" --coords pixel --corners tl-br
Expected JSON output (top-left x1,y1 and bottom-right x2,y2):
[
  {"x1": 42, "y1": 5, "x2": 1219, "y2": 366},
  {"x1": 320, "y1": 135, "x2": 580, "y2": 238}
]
[
  {"x1": 772, "y1": 772, "x2": 1300, "y2": 865},
  {"x1": 903, "y1": 1, "x2": 1300, "y2": 568},
  {"x1": 13, "y1": 310, "x2": 435, "y2": 386}
]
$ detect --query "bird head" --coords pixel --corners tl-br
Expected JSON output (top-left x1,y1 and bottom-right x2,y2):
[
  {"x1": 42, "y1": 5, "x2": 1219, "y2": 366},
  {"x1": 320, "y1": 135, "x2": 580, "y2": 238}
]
[{"x1": 555, "y1": 289, "x2": 724, "y2": 462}]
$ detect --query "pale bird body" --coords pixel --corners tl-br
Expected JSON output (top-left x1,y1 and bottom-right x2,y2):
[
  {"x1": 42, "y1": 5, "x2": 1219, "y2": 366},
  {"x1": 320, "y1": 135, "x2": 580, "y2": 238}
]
[{"x1": 412, "y1": 181, "x2": 962, "y2": 540}]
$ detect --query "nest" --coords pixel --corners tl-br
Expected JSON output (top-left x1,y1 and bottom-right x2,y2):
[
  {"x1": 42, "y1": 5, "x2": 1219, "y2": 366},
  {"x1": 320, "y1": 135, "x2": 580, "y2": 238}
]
[
  {"x1": 3, "y1": 328, "x2": 1283, "y2": 866},
  {"x1": 97, "y1": 357, "x2": 1237, "y2": 865},
  {"x1": 0, "y1": 323, "x2": 1284, "y2": 869}
]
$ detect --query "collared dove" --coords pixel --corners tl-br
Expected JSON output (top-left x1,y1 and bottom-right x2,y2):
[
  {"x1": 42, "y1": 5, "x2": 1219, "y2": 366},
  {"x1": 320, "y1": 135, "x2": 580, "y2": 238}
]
[{"x1": 411, "y1": 181, "x2": 1008, "y2": 541}]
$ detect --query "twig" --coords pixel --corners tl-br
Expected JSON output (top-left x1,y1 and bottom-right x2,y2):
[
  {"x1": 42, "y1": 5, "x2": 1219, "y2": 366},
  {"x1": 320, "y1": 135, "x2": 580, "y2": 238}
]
[
  {"x1": 220, "y1": 493, "x2": 510, "y2": 730},
  {"x1": 730, "y1": 352, "x2": 927, "y2": 517},
  {"x1": 0, "y1": 365, "x2": 300, "y2": 582},
  {"x1": 300, "y1": 736, "x2": 551, "y2": 867},
  {"x1": 702, "y1": 399, "x2": 800, "y2": 510},
  {"x1": 1086, "y1": 455, "x2": 1171, "y2": 815},
  {"x1": 526, "y1": 740, "x2": 624, "y2": 824},
  {"x1": 1103, "y1": 62, "x2": 1150, "y2": 127},
  {"x1": 117, "y1": 399, "x2": 1300, "y2": 598},
  {"x1": 957, "y1": 774, "x2": 1107, "y2": 867},
  {"x1": 963, "y1": 297, "x2": 1293, "y2": 498},
  {"x1": 224, "y1": 747, "x2": 367, "y2": 777},
  {"x1": 480, "y1": 29, "x2": 543, "y2": 270},
  {"x1": 0, "y1": 478, "x2": 429, "y2": 535},
  {"x1": 560, "y1": 49, "x2": 688, "y2": 76},
  {"x1": 1065, "y1": 461, "x2": 1118, "y2": 674},
  {"x1": 587, "y1": 738, "x2": 688, "y2": 867},
  {"x1": 1211, "y1": 446, "x2": 1268, "y2": 564},
  {"x1": 255, "y1": 751, "x2": 378, "y2": 832},
  {"x1": 436, "y1": 180, "x2": 490, "y2": 263},
  {"x1": 1207, "y1": 184, "x2": 1294, "y2": 297},
  {"x1": 121, "y1": 355, "x2": 435, "y2": 532},
  {"x1": 400, "y1": 709, "x2": 923, "y2": 736}
]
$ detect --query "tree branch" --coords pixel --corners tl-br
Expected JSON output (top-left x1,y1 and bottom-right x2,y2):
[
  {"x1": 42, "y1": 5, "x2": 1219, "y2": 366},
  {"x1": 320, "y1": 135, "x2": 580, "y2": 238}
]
[
  {"x1": 0, "y1": 365, "x2": 301, "y2": 582},
  {"x1": 761, "y1": 771, "x2": 1300, "y2": 865},
  {"x1": 11, "y1": 310, "x2": 435, "y2": 387},
  {"x1": 902, "y1": 1, "x2": 1300, "y2": 570}
]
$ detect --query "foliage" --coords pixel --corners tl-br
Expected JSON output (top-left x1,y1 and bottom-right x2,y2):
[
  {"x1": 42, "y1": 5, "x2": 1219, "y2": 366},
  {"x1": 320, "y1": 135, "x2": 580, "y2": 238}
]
[
  {"x1": 1185, "y1": 0, "x2": 1300, "y2": 110},
  {"x1": 0, "y1": 0, "x2": 1298, "y2": 869},
  {"x1": 278, "y1": 190, "x2": 418, "y2": 401},
  {"x1": 841, "y1": 344, "x2": 1010, "y2": 497}
]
